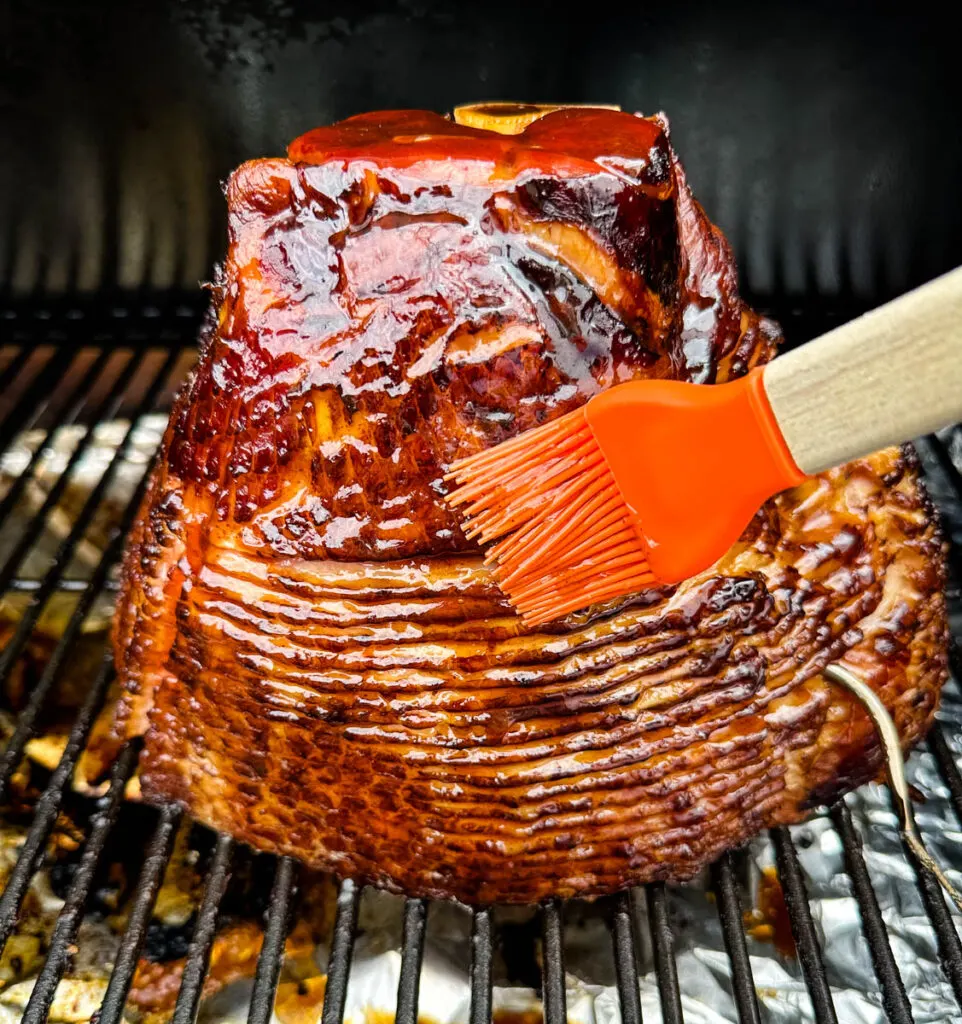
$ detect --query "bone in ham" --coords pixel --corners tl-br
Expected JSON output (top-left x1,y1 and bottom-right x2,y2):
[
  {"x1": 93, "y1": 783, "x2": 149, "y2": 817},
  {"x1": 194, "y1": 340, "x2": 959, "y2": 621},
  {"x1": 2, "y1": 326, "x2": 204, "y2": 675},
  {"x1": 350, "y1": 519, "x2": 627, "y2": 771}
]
[{"x1": 92, "y1": 108, "x2": 947, "y2": 903}]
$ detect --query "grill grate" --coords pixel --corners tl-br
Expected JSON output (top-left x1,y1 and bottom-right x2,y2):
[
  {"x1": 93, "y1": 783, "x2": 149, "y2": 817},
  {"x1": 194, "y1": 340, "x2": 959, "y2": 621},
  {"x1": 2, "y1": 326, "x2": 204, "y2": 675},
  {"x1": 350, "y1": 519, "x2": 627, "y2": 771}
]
[
  {"x1": 0, "y1": 301, "x2": 961, "y2": 1024},
  {"x1": 98, "y1": 803, "x2": 184, "y2": 1024},
  {"x1": 769, "y1": 828, "x2": 836, "y2": 1023}
]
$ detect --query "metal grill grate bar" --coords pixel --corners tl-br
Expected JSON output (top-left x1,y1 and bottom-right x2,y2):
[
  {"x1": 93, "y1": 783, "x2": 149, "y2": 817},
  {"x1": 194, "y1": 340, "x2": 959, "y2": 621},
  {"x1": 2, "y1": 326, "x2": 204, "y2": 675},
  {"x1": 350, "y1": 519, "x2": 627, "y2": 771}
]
[
  {"x1": 910, "y1": 858, "x2": 962, "y2": 1003},
  {"x1": 0, "y1": 348, "x2": 146, "y2": 593},
  {"x1": 468, "y1": 908, "x2": 492, "y2": 1024},
  {"x1": 929, "y1": 724, "x2": 962, "y2": 824},
  {"x1": 917, "y1": 435, "x2": 962, "y2": 586},
  {"x1": 830, "y1": 803, "x2": 914, "y2": 1023},
  {"x1": 541, "y1": 899, "x2": 567, "y2": 1024},
  {"x1": 395, "y1": 898, "x2": 428, "y2": 1024},
  {"x1": 712, "y1": 855, "x2": 762, "y2": 1024},
  {"x1": 97, "y1": 804, "x2": 184, "y2": 1024},
  {"x1": 770, "y1": 827, "x2": 838, "y2": 1023},
  {"x1": 7, "y1": 576, "x2": 121, "y2": 591},
  {"x1": 0, "y1": 528, "x2": 128, "y2": 795},
  {"x1": 321, "y1": 879, "x2": 361, "y2": 1024},
  {"x1": 171, "y1": 834, "x2": 236, "y2": 1024},
  {"x1": 247, "y1": 856, "x2": 298, "y2": 1024},
  {"x1": 0, "y1": 348, "x2": 111, "y2": 529},
  {"x1": 0, "y1": 347, "x2": 179, "y2": 700},
  {"x1": 0, "y1": 348, "x2": 181, "y2": 790},
  {"x1": 0, "y1": 652, "x2": 117, "y2": 948},
  {"x1": 20, "y1": 742, "x2": 140, "y2": 1024},
  {"x1": 0, "y1": 300, "x2": 206, "y2": 349},
  {"x1": 610, "y1": 891, "x2": 643, "y2": 1024},
  {"x1": 0, "y1": 348, "x2": 73, "y2": 452},
  {"x1": 646, "y1": 883, "x2": 684, "y2": 1024},
  {"x1": 0, "y1": 346, "x2": 32, "y2": 400}
]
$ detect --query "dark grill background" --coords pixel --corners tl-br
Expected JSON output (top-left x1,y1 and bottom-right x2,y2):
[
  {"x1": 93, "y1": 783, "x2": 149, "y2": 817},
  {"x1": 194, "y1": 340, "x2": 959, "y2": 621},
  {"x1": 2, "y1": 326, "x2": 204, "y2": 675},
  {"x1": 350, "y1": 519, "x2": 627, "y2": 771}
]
[
  {"x1": 2, "y1": 0, "x2": 962, "y2": 305},
  {"x1": 2, "y1": 2, "x2": 962, "y2": 1021}
]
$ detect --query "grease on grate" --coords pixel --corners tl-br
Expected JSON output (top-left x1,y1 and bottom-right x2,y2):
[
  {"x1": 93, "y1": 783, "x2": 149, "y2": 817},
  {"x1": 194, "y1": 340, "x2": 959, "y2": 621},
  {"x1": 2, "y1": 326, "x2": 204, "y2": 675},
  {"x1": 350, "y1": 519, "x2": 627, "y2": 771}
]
[
  {"x1": 274, "y1": 977, "x2": 328, "y2": 1024},
  {"x1": 744, "y1": 867, "x2": 796, "y2": 959}
]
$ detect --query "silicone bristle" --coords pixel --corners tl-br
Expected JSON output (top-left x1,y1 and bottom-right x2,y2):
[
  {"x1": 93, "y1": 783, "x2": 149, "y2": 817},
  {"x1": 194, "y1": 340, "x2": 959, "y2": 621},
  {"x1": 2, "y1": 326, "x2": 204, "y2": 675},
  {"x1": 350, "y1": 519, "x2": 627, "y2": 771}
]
[{"x1": 444, "y1": 406, "x2": 656, "y2": 625}]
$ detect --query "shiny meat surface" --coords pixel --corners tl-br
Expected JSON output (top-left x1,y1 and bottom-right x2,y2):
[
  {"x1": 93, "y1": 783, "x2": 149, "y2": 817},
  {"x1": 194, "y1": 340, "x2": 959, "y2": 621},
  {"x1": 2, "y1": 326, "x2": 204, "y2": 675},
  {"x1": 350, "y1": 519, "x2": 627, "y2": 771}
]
[{"x1": 101, "y1": 108, "x2": 947, "y2": 902}]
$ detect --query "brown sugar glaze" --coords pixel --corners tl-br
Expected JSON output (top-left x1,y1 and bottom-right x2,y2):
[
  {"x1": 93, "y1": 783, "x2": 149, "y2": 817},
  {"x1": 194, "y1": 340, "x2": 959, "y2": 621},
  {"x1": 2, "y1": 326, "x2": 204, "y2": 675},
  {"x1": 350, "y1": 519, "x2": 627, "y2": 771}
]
[{"x1": 95, "y1": 108, "x2": 948, "y2": 903}]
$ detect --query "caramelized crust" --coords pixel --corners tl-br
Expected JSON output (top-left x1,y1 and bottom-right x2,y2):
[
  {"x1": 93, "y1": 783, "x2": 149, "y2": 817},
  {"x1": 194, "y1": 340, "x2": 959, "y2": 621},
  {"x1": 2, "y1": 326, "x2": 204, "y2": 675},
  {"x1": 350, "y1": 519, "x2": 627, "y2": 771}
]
[{"x1": 101, "y1": 109, "x2": 947, "y2": 902}]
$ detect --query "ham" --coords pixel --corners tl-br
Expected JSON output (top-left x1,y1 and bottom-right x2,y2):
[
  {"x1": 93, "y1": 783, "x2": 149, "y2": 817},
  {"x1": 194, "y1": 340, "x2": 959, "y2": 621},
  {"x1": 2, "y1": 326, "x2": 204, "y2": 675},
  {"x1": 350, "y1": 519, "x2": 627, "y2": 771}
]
[{"x1": 96, "y1": 108, "x2": 947, "y2": 902}]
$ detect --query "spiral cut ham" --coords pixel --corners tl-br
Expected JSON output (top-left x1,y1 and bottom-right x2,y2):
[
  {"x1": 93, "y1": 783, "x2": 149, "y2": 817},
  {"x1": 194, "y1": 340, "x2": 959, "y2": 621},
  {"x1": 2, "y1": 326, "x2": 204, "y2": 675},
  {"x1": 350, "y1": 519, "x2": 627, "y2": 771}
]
[{"x1": 98, "y1": 108, "x2": 947, "y2": 903}]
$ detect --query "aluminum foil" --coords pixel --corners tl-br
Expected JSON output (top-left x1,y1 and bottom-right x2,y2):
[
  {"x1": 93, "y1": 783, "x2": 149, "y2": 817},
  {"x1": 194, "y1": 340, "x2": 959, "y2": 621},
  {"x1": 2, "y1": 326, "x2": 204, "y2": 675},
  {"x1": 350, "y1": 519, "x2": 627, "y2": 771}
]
[{"x1": 1, "y1": 419, "x2": 961, "y2": 1024}]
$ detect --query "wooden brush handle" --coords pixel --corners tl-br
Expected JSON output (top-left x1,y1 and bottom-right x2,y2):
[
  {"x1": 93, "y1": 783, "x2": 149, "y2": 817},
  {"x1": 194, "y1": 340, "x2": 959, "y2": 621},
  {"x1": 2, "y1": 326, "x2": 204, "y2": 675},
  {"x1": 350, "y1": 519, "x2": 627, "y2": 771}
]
[{"x1": 763, "y1": 266, "x2": 962, "y2": 474}]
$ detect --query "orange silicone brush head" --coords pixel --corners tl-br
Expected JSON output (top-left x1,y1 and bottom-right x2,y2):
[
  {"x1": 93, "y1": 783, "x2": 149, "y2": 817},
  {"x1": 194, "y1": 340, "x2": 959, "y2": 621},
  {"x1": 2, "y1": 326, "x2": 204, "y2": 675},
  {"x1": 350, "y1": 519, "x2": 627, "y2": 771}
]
[{"x1": 445, "y1": 367, "x2": 806, "y2": 626}]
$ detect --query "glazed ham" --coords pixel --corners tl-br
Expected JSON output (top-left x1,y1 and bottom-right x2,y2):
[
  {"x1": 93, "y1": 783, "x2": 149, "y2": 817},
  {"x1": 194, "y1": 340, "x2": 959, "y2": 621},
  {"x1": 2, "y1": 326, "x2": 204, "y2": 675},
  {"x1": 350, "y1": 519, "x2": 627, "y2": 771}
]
[{"x1": 99, "y1": 108, "x2": 947, "y2": 902}]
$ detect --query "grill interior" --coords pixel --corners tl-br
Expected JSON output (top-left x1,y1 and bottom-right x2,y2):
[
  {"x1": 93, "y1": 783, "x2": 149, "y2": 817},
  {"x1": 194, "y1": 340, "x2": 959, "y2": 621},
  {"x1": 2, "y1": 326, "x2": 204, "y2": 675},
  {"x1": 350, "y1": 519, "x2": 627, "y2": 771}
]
[
  {"x1": 0, "y1": 298, "x2": 960, "y2": 1024},
  {"x1": 3, "y1": 4, "x2": 962, "y2": 1019}
]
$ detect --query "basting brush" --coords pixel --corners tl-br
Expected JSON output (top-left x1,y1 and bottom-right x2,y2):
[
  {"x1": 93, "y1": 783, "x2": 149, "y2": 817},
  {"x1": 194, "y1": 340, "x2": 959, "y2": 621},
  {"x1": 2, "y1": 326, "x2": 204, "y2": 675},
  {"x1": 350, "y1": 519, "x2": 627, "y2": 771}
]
[{"x1": 445, "y1": 267, "x2": 962, "y2": 626}]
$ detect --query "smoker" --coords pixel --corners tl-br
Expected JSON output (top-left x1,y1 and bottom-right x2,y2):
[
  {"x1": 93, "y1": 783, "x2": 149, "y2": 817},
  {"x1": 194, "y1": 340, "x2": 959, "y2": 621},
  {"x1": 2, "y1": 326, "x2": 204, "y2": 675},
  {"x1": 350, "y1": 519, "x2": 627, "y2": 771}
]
[{"x1": 2, "y1": 2, "x2": 962, "y2": 1023}]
